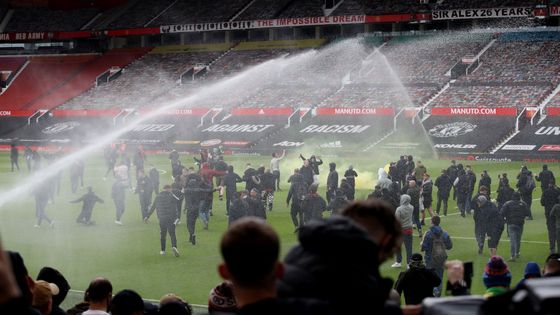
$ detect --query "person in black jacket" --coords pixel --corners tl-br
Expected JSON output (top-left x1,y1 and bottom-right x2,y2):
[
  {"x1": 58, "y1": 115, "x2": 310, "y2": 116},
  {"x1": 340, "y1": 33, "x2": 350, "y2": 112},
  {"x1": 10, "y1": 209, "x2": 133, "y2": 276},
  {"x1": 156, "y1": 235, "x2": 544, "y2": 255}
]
[
  {"x1": 136, "y1": 170, "x2": 153, "y2": 220},
  {"x1": 339, "y1": 178, "x2": 354, "y2": 201},
  {"x1": 516, "y1": 167, "x2": 535, "y2": 219},
  {"x1": 501, "y1": 192, "x2": 530, "y2": 261},
  {"x1": 71, "y1": 187, "x2": 104, "y2": 225},
  {"x1": 145, "y1": 185, "x2": 180, "y2": 257},
  {"x1": 299, "y1": 160, "x2": 314, "y2": 187},
  {"x1": 447, "y1": 160, "x2": 459, "y2": 201},
  {"x1": 435, "y1": 169, "x2": 452, "y2": 216},
  {"x1": 421, "y1": 173, "x2": 434, "y2": 225},
  {"x1": 287, "y1": 169, "x2": 307, "y2": 230},
  {"x1": 541, "y1": 182, "x2": 560, "y2": 254},
  {"x1": 184, "y1": 173, "x2": 203, "y2": 245},
  {"x1": 243, "y1": 164, "x2": 260, "y2": 192},
  {"x1": 327, "y1": 189, "x2": 349, "y2": 215},
  {"x1": 479, "y1": 170, "x2": 491, "y2": 192},
  {"x1": 344, "y1": 165, "x2": 358, "y2": 190},
  {"x1": 497, "y1": 180, "x2": 514, "y2": 210},
  {"x1": 247, "y1": 189, "x2": 266, "y2": 220},
  {"x1": 229, "y1": 191, "x2": 249, "y2": 226},
  {"x1": 33, "y1": 184, "x2": 53, "y2": 228},
  {"x1": 395, "y1": 253, "x2": 441, "y2": 305},
  {"x1": 260, "y1": 169, "x2": 276, "y2": 212},
  {"x1": 536, "y1": 164, "x2": 555, "y2": 192},
  {"x1": 10, "y1": 143, "x2": 19, "y2": 172},
  {"x1": 278, "y1": 200, "x2": 402, "y2": 315},
  {"x1": 300, "y1": 154, "x2": 323, "y2": 184},
  {"x1": 223, "y1": 165, "x2": 243, "y2": 215},
  {"x1": 148, "y1": 165, "x2": 160, "y2": 194},
  {"x1": 36, "y1": 267, "x2": 70, "y2": 315},
  {"x1": 326, "y1": 163, "x2": 338, "y2": 204},
  {"x1": 474, "y1": 196, "x2": 503, "y2": 256},
  {"x1": 301, "y1": 184, "x2": 327, "y2": 224}
]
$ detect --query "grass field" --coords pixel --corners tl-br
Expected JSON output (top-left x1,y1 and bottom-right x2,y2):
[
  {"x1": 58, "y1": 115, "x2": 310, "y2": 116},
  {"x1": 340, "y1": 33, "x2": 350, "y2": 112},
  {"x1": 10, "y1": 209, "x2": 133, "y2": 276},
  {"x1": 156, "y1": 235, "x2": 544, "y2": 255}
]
[{"x1": 0, "y1": 151, "x2": 557, "y2": 310}]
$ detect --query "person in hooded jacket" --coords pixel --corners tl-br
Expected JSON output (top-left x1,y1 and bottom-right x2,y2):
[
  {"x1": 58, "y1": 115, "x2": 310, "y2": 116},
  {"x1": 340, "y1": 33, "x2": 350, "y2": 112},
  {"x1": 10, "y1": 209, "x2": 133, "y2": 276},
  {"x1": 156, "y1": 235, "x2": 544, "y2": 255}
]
[
  {"x1": 300, "y1": 154, "x2": 323, "y2": 184},
  {"x1": 243, "y1": 164, "x2": 260, "y2": 192},
  {"x1": 474, "y1": 195, "x2": 503, "y2": 256},
  {"x1": 299, "y1": 160, "x2": 314, "y2": 187},
  {"x1": 36, "y1": 267, "x2": 70, "y2": 315},
  {"x1": 184, "y1": 173, "x2": 204, "y2": 245},
  {"x1": 395, "y1": 253, "x2": 441, "y2": 305},
  {"x1": 435, "y1": 169, "x2": 452, "y2": 216},
  {"x1": 136, "y1": 170, "x2": 153, "y2": 220},
  {"x1": 516, "y1": 166, "x2": 534, "y2": 219},
  {"x1": 405, "y1": 155, "x2": 415, "y2": 179},
  {"x1": 301, "y1": 184, "x2": 327, "y2": 224},
  {"x1": 396, "y1": 156, "x2": 407, "y2": 189},
  {"x1": 145, "y1": 185, "x2": 180, "y2": 257},
  {"x1": 148, "y1": 165, "x2": 160, "y2": 194},
  {"x1": 380, "y1": 188, "x2": 398, "y2": 212},
  {"x1": 287, "y1": 169, "x2": 308, "y2": 230},
  {"x1": 479, "y1": 171, "x2": 491, "y2": 192},
  {"x1": 497, "y1": 180, "x2": 514, "y2": 210},
  {"x1": 406, "y1": 180, "x2": 422, "y2": 238},
  {"x1": 421, "y1": 216, "x2": 452, "y2": 297},
  {"x1": 536, "y1": 164, "x2": 555, "y2": 192},
  {"x1": 501, "y1": 192, "x2": 530, "y2": 261},
  {"x1": 447, "y1": 161, "x2": 459, "y2": 201},
  {"x1": 339, "y1": 178, "x2": 354, "y2": 201},
  {"x1": 377, "y1": 168, "x2": 392, "y2": 191},
  {"x1": 326, "y1": 163, "x2": 338, "y2": 204},
  {"x1": 277, "y1": 200, "x2": 402, "y2": 315},
  {"x1": 393, "y1": 194, "x2": 414, "y2": 268},
  {"x1": 259, "y1": 169, "x2": 276, "y2": 212},
  {"x1": 420, "y1": 173, "x2": 434, "y2": 225}
]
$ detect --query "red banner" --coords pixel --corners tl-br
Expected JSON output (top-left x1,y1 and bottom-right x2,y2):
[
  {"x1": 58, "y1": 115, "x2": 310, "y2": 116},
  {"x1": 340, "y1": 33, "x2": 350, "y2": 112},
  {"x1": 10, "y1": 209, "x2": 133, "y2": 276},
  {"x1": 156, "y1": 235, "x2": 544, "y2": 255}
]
[
  {"x1": 550, "y1": 6, "x2": 560, "y2": 16},
  {"x1": 138, "y1": 108, "x2": 210, "y2": 116},
  {"x1": 51, "y1": 109, "x2": 120, "y2": 117},
  {"x1": 547, "y1": 107, "x2": 560, "y2": 116},
  {"x1": 231, "y1": 107, "x2": 293, "y2": 116},
  {"x1": 0, "y1": 110, "x2": 34, "y2": 117},
  {"x1": 539, "y1": 145, "x2": 560, "y2": 152},
  {"x1": 431, "y1": 107, "x2": 517, "y2": 116},
  {"x1": 315, "y1": 107, "x2": 395, "y2": 116},
  {"x1": 366, "y1": 14, "x2": 414, "y2": 23}
]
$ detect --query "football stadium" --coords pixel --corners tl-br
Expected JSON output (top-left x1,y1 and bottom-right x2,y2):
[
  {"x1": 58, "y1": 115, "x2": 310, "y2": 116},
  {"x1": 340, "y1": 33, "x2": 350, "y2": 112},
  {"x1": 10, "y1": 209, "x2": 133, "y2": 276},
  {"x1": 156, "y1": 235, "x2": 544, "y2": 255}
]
[{"x1": 0, "y1": 1, "x2": 560, "y2": 314}]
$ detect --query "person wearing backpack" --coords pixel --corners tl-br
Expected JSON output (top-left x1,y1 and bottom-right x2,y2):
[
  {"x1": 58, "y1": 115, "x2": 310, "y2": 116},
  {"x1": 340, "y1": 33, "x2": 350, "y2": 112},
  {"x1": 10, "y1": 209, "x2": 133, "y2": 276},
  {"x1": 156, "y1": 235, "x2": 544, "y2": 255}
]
[{"x1": 421, "y1": 216, "x2": 452, "y2": 297}]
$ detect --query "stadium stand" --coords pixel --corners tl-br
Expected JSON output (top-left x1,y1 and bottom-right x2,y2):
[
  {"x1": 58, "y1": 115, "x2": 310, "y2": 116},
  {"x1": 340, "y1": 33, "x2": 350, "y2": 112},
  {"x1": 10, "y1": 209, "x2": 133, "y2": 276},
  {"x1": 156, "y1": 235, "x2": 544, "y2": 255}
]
[
  {"x1": 364, "y1": 0, "x2": 430, "y2": 15},
  {"x1": 433, "y1": 0, "x2": 539, "y2": 10},
  {"x1": 548, "y1": 92, "x2": 560, "y2": 108},
  {"x1": 277, "y1": 0, "x2": 325, "y2": 18},
  {"x1": 5, "y1": 8, "x2": 99, "y2": 32},
  {"x1": 320, "y1": 84, "x2": 439, "y2": 108},
  {"x1": 107, "y1": 0, "x2": 176, "y2": 29},
  {"x1": 331, "y1": 0, "x2": 366, "y2": 16},
  {"x1": 63, "y1": 47, "x2": 225, "y2": 109},
  {"x1": 0, "y1": 56, "x2": 27, "y2": 78},
  {"x1": 234, "y1": 0, "x2": 294, "y2": 20},
  {"x1": 148, "y1": 0, "x2": 252, "y2": 26}
]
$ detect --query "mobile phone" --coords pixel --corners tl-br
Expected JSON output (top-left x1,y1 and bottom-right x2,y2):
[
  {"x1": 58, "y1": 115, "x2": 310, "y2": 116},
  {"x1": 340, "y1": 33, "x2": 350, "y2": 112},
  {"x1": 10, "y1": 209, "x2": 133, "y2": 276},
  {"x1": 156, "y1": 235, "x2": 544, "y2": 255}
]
[{"x1": 463, "y1": 261, "x2": 473, "y2": 290}]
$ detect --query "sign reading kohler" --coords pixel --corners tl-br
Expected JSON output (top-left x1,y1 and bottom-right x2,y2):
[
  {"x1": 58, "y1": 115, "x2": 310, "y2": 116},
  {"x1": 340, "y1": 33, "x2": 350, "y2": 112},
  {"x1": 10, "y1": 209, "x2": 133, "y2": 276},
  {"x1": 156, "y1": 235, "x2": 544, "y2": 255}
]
[{"x1": 432, "y1": 7, "x2": 532, "y2": 20}]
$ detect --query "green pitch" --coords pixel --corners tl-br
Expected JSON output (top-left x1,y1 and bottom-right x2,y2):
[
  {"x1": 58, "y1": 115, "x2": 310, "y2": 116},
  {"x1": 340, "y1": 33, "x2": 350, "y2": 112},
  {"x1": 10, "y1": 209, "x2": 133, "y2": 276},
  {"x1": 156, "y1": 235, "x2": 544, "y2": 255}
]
[{"x1": 0, "y1": 151, "x2": 556, "y2": 309}]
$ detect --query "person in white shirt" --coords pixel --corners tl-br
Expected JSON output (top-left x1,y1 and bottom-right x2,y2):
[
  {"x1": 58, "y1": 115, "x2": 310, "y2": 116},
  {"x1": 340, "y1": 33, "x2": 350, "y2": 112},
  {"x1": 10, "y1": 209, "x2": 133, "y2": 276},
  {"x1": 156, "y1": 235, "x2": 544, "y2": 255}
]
[
  {"x1": 270, "y1": 150, "x2": 285, "y2": 191},
  {"x1": 82, "y1": 278, "x2": 113, "y2": 315}
]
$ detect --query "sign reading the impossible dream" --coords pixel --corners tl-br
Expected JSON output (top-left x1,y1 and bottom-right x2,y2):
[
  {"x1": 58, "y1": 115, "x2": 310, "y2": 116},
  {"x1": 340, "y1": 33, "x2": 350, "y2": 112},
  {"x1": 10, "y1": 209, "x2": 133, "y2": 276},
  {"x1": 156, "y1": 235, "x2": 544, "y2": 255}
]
[
  {"x1": 432, "y1": 7, "x2": 532, "y2": 20},
  {"x1": 160, "y1": 16, "x2": 365, "y2": 33}
]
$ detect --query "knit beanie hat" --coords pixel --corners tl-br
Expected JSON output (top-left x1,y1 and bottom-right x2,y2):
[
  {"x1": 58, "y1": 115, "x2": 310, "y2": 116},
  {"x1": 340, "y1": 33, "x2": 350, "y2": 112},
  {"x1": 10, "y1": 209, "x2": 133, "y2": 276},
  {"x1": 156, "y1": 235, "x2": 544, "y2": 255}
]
[
  {"x1": 524, "y1": 262, "x2": 541, "y2": 279},
  {"x1": 208, "y1": 281, "x2": 237, "y2": 314},
  {"x1": 409, "y1": 253, "x2": 425, "y2": 269},
  {"x1": 483, "y1": 256, "x2": 512, "y2": 288}
]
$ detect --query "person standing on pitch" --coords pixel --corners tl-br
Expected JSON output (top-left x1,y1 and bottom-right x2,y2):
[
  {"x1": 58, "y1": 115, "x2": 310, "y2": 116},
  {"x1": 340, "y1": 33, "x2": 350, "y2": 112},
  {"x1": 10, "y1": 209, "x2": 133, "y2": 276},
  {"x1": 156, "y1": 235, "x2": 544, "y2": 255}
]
[
  {"x1": 326, "y1": 163, "x2": 338, "y2": 204},
  {"x1": 145, "y1": 184, "x2": 180, "y2": 257},
  {"x1": 111, "y1": 181, "x2": 126, "y2": 225},
  {"x1": 71, "y1": 187, "x2": 104, "y2": 225},
  {"x1": 136, "y1": 170, "x2": 153, "y2": 220},
  {"x1": 184, "y1": 173, "x2": 203, "y2": 245},
  {"x1": 270, "y1": 150, "x2": 285, "y2": 191},
  {"x1": 33, "y1": 184, "x2": 54, "y2": 228},
  {"x1": 344, "y1": 165, "x2": 358, "y2": 191},
  {"x1": 148, "y1": 164, "x2": 160, "y2": 194},
  {"x1": 223, "y1": 165, "x2": 243, "y2": 215},
  {"x1": 536, "y1": 164, "x2": 555, "y2": 193},
  {"x1": 10, "y1": 143, "x2": 19, "y2": 172},
  {"x1": 542, "y1": 182, "x2": 560, "y2": 254},
  {"x1": 435, "y1": 169, "x2": 452, "y2": 216},
  {"x1": 287, "y1": 169, "x2": 307, "y2": 231},
  {"x1": 24, "y1": 145, "x2": 33, "y2": 172}
]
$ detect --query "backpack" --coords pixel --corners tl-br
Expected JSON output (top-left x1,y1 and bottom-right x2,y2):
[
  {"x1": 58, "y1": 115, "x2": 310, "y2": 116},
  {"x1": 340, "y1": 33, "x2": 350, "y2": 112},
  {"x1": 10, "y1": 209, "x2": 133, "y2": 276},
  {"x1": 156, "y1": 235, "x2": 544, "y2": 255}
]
[
  {"x1": 525, "y1": 176, "x2": 536, "y2": 192},
  {"x1": 430, "y1": 233, "x2": 448, "y2": 267}
]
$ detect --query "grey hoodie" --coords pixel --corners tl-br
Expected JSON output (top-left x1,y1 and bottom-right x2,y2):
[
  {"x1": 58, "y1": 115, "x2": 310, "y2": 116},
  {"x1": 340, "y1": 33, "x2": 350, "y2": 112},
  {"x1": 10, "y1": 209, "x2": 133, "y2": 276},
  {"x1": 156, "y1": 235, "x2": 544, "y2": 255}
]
[
  {"x1": 395, "y1": 194, "x2": 414, "y2": 230},
  {"x1": 377, "y1": 168, "x2": 393, "y2": 190}
]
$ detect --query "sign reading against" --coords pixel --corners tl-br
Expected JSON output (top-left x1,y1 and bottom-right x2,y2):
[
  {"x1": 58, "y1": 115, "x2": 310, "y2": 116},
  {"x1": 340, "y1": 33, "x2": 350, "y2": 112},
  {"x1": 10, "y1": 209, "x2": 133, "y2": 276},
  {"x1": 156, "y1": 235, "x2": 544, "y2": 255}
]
[
  {"x1": 432, "y1": 7, "x2": 531, "y2": 20},
  {"x1": 202, "y1": 124, "x2": 275, "y2": 133}
]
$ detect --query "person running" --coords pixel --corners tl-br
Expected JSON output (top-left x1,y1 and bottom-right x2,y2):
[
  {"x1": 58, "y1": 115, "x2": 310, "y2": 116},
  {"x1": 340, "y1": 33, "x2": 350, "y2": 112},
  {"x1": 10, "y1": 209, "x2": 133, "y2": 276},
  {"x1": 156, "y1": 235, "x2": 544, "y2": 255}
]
[
  {"x1": 145, "y1": 185, "x2": 180, "y2": 257},
  {"x1": 71, "y1": 187, "x2": 104, "y2": 225}
]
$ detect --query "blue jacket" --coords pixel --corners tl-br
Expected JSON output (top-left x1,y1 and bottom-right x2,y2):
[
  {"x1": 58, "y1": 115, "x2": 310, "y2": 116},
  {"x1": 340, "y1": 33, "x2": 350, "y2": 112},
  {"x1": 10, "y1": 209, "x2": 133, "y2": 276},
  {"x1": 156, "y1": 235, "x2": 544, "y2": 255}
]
[{"x1": 421, "y1": 225, "x2": 453, "y2": 267}]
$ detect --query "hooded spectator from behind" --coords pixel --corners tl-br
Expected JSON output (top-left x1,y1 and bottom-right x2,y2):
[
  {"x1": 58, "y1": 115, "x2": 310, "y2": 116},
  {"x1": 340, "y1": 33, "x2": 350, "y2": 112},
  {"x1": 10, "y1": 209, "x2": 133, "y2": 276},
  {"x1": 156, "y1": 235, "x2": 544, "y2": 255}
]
[
  {"x1": 516, "y1": 262, "x2": 541, "y2": 289},
  {"x1": 394, "y1": 253, "x2": 440, "y2": 305},
  {"x1": 36, "y1": 267, "x2": 70, "y2": 315},
  {"x1": 544, "y1": 253, "x2": 560, "y2": 277},
  {"x1": 110, "y1": 290, "x2": 144, "y2": 315}
]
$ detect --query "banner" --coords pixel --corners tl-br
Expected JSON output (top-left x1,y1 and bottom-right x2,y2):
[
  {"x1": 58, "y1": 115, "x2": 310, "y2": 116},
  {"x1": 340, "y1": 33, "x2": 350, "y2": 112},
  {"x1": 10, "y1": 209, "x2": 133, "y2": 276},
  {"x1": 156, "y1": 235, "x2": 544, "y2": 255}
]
[
  {"x1": 432, "y1": 7, "x2": 532, "y2": 20},
  {"x1": 315, "y1": 107, "x2": 395, "y2": 116},
  {"x1": 547, "y1": 107, "x2": 560, "y2": 116},
  {"x1": 0, "y1": 32, "x2": 57, "y2": 41},
  {"x1": 551, "y1": 6, "x2": 560, "y2": 16},
  {"x1": 51, "y1": 109, "x2": 120, "y2": 117},
  {"x1": 231, "y1": 107, "x2": 293, "y2": 116},
  {"x1": 160, "y1": 15, "x2": 365, "y2": 34},
  {"x1": 138, "y1": 108, "x2": 210, "y2": 116},
  {"x1": 430, "y1": 107, "x2": 517, "y2": 116},
  {"x1": 0, "y1": 110, "x2": 34, "y2": 117}
]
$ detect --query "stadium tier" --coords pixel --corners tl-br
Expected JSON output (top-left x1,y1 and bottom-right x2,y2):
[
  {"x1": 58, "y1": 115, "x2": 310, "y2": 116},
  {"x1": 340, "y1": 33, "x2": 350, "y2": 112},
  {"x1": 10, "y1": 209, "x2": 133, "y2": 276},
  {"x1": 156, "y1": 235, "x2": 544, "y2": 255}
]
[
  {"x1": 5, "y1": 8, "x2": 99, "y2": 32},
  {"x1": 148, "y1": 0, "x2": 252, "y2": 26},
  {"x1": 106, "y1": 0, "x2": 176, "y2": 29}
]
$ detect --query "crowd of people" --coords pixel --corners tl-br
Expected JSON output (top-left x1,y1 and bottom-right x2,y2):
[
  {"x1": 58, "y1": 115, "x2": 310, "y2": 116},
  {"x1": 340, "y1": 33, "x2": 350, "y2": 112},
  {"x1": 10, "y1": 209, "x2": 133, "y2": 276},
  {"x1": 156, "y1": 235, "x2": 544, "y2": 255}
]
[{"x1": 6, "y1": 142, "x2": 560, "y2": 314}]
